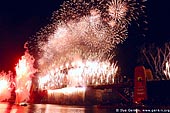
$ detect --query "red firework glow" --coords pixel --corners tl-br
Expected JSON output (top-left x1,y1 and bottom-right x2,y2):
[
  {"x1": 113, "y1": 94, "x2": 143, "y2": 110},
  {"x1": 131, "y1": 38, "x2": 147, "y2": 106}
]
[
  {"x1": 15, "y1": 47, "x2": 37, "y2": 104},
  {"x1": 0, "y1": 71, "x2": 14, "y2": 101},
  {"x1": 0, "y1": 45, "x2": 37, "y2": 103}
]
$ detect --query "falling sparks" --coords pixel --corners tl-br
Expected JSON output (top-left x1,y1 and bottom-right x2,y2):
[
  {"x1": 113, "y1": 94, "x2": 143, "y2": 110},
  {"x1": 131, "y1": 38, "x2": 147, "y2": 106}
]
[
  {"x1": 48, "y1": 87, "x2": 86, "y2": 95},
  {"x1": 47, "y1": 87, "x2": 86, "y2": 104}
]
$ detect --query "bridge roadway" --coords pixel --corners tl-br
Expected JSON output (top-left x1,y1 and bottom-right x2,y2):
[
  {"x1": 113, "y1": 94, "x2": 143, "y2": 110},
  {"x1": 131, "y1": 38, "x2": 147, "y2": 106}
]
[
  {"x1": 86, "y1": 82, "x2": 132, "y2": 89},
  {"x1": 86, "y1": 82, "x2": 133, "y2": 103}
]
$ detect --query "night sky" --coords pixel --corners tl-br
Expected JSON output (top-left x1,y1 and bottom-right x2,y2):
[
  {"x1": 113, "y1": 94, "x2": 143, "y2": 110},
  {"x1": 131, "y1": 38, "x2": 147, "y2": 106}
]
[{"x1": 0, "y1": 0, "x2": 170, "y2": 76}]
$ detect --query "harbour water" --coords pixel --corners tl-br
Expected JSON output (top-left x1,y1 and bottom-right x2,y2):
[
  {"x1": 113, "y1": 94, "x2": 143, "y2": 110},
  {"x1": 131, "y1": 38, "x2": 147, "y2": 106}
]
[{"x1": 0, "y1": 103, "x2": 116, "y2": 113}]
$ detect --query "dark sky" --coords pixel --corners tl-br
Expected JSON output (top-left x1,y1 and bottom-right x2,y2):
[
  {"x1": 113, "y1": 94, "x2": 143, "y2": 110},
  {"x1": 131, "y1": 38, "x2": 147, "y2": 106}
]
[
  {"x1": 0, "y1": 0, "x2": 62, "y2": 71},
  {"x1": 118, "y1": 0, "x2": 170, "y2": 76},
  {"x1": 0, "y1": 0, "x2": 170, "y2": 75}
]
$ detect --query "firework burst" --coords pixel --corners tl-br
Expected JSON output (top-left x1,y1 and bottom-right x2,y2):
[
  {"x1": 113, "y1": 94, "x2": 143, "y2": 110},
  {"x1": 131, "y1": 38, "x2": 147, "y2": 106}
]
[
  {"x1": 27, "y1": 0, "x2": 146, "y2": 89},
  {"x1": 38, "y1": 60, "x2": 118, "y2": 90}
]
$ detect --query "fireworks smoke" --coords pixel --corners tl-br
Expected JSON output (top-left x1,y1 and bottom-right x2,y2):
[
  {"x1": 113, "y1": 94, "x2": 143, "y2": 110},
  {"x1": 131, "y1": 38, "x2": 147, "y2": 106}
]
[
  {"x1": 25, "y1": 0, "x2": 147, "y2": 90},
  {"x1": 15, "y1": 44, "x2": 37, "y2": 103},
  {"x1": 30, "y1": 0, "x2": 145, "y2": 75}
]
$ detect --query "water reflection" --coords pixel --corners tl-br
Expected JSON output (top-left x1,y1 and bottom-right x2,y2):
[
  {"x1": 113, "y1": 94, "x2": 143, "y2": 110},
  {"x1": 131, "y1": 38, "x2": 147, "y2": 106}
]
[{"x1": 0, "y1": 103, "x2": 115, "y2": 113}]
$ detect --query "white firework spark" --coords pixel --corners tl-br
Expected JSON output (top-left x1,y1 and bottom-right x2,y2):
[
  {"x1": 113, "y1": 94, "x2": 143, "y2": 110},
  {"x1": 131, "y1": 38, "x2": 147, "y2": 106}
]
[
  {"x1": 38, "y1": 60, "x2": 118, "y2": 90},
  {"x1": 164, "y1": 61, "x2": 170, "y2": 79},
  {"x1": 27, "y1": 0, "x2": 146, "y2": 89},
  {"x1": 0, "y1": 71, "x2": 14, "y2": 101}
]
